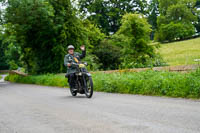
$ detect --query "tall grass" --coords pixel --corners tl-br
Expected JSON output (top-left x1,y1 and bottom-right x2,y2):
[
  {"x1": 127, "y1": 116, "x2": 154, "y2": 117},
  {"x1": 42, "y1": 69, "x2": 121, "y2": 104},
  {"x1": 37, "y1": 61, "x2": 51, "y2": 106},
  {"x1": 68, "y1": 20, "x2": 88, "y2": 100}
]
[
  {"x1": 5, "y1": 70, "x2": 200, "y2": 98},
  {"x1": 93, "y1": 70, "x2": 200, "y2": 98}
]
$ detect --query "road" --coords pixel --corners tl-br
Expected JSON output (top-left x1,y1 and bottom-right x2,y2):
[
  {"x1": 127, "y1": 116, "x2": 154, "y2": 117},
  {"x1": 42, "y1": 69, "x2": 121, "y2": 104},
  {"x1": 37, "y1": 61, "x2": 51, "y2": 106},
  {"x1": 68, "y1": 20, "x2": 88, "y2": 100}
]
[{"x1": 0, "y1": 78, "x2": 200, "y2": 133}]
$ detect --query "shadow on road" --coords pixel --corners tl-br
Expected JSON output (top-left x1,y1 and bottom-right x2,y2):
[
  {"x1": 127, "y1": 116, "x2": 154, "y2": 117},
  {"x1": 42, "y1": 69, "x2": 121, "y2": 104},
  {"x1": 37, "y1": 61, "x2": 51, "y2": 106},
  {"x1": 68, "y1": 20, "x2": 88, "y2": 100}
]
[{"x1": 59, "y1": 95, "x2": 88, "y2": 99}]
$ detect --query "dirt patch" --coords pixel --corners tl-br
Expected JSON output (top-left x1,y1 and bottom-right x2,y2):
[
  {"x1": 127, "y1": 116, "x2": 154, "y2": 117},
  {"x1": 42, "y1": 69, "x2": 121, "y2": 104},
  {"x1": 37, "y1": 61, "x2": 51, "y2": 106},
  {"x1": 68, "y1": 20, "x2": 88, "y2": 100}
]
[{"x1": 0, "y1": 70, "x2": 27, "y2": 76}]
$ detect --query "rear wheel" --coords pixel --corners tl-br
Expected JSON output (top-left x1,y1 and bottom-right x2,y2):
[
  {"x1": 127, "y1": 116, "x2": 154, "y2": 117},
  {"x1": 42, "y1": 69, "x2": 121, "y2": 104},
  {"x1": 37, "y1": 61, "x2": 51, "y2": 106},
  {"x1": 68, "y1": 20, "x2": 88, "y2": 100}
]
[{"x1": 84, "y1": 76, "x2": 93, "y2": 98}]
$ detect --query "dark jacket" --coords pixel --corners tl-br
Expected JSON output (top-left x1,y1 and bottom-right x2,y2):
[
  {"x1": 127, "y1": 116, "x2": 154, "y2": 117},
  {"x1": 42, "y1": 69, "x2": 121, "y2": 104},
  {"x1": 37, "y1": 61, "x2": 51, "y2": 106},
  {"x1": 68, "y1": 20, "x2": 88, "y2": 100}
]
[{"x1": 64, "y1": 50, "x2": 86, "y2": 74}]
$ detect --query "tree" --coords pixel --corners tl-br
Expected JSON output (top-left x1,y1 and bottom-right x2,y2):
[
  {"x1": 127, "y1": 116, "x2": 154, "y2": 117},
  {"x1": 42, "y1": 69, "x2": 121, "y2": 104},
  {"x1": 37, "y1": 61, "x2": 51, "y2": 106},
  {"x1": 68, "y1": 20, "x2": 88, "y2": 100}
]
[
  {"x1": 195, "y1": 0, "x2": 200, "y2": 33},
  {"x1": 114, "y1": 13, "x2": 158, "y2": 68},
  {"x1": 0, "y1": 43, "x2": 8, "y2": 70},
  {"x1": 78, "y1": 0, "x2": 148, "y2": 35},
  {"x1": 3, "y1": 0, "x2": 86, "y2": 74},
  {"x1": 82, "y1": 19, "x2": 105, "y2": 49},
  {"x1": 156, "y1": 22, "x2": 195, "y2": 42},
  {"x1": 147, "y1": 0, "x2": 159, "y2": 40},
  {"x1": 2, "y1": 23, "x2": 22, "y2": 70},
  {"x1": 81, "y1": 19, "x2": 106, "y2": 70},
  {"x1": 156, "y1": 0, "x2": 198, "y2": 42},
  {"x1": 0, "y1": 30, "x2": 9, "y2": 70}
]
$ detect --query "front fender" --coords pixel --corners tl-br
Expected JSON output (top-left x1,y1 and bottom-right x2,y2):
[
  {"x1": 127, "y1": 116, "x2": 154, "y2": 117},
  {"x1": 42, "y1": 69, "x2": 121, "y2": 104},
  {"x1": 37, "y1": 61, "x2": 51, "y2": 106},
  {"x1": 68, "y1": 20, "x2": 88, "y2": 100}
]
[{"x1": 86, "y1": 73, "x2": 92, "y2": 77}]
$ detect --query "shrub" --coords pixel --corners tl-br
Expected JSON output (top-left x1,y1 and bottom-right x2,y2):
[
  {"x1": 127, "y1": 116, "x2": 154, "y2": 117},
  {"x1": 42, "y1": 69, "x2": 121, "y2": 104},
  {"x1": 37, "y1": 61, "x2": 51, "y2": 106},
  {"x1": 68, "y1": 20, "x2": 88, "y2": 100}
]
[{"x1": 94, "y1": 39, "x2": 122, "y2": 70}]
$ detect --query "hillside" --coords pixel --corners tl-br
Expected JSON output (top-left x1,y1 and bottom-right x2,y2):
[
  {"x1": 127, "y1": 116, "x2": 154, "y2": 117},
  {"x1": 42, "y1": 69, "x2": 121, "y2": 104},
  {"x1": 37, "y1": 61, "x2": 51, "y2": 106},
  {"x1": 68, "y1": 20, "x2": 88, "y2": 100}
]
[{"x1": 159, "y1": 38, "x2": 200, "y2": 66}]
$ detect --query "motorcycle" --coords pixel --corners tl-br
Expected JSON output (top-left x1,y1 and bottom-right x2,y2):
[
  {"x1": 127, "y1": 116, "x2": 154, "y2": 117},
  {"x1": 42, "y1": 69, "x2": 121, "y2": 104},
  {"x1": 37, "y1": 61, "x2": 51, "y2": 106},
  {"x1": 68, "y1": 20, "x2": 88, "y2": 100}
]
[{"x1": 66, "y1": 61, "x2": 93, "y2": 98}]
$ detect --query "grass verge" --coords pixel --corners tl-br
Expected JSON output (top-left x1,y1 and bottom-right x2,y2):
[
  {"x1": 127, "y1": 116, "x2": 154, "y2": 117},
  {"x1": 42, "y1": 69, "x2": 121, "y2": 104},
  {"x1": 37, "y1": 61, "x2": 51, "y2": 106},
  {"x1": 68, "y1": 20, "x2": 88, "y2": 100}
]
[
  {"x1": 5, "y1": 70, "x2": 200, "y2": 99},
  {"x1": 5, "y1": 74, "x2": 68, "y2": 87}
]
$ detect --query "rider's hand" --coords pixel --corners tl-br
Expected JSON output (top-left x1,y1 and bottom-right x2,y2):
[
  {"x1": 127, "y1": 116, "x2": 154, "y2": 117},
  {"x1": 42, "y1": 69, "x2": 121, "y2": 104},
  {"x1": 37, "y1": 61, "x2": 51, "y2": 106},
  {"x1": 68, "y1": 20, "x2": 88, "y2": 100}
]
[
  {"x1": 80, "y1": 45, "x2": 85, "y2": 51},
  {"x1": 67, "y1": 63, "x2": 71, "y2": 67}
]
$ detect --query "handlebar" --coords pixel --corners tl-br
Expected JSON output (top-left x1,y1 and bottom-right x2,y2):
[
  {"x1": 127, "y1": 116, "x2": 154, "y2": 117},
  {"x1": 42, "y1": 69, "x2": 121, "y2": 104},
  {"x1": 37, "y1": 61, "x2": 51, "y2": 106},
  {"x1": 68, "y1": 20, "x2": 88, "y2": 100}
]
[{"x1": 71, "y1": 62, "x2": 88, "y2": 67}]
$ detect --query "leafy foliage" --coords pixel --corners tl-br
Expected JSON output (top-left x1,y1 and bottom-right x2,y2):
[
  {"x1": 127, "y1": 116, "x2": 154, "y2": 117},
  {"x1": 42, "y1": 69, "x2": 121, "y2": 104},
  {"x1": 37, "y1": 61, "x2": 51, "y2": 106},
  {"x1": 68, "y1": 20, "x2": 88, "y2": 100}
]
[
  {"x1": 94, "y1": 39, "x2": 122, "y2": 70},
  {"x1": 1, "y1": 0, "x2": 199, "y2": 72},
  {"x1": 156, "y1": 0, "x2": 198, "y2": 42},
  {"x1": 155, "y1": 22, "x2": 196, "y2": 42},
  {"x1": 3, "y1": 0, "x2": 86, "y2": 74},
  {"x1": 195, "y1": 0, "x2": 200, "y2": 33},
  {"x1": 114, "y1": 13, "x2": 161, "y2": 68},
  {"x1": 81, "y1": 20, "x2": 105, "y2": 71},
  {"x1": 0, "y1": 38, "x2": 9, "y2": 70},
  {"x1": 147, "y1": 0, "x2": 159, "y2": 39},
  {"x1": 78, "y1": 0, "x2": 148, "y2": 34},
  {"x1": 82, "y1": 19, "x2": 105, "y2": 49}
]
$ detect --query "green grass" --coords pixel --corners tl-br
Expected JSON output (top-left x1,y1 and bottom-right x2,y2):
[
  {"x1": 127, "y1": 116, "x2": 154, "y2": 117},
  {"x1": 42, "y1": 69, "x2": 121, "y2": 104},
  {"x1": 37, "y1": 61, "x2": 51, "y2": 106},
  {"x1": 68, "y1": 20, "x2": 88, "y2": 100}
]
[
  {"x1": 159, "y1": 38, "x2": 200, "y2": 66},
  {"x1": 0, "y1": 75, "x2": 2, "y2": 80},
  {"x1": 5, "y1": 70, "x2": 200, "y2": 99},
  {"x1": 5, "y1": 74, "x2": 68, "y2": 87}
]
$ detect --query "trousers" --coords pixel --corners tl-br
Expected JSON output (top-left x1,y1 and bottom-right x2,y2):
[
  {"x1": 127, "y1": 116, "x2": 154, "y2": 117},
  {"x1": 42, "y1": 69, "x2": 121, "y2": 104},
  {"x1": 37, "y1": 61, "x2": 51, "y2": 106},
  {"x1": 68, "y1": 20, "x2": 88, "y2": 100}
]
[{"x1": 68, "y1": 73, "x2": 76, "y2": 89}]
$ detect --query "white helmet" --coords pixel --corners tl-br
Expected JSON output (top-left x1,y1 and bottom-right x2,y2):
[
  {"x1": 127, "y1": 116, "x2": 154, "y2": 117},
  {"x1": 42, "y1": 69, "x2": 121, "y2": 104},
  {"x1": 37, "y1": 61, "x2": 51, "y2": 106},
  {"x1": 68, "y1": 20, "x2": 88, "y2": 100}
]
[{"x1": 67, "y1": 45, "x2": 75, "y2": 50}]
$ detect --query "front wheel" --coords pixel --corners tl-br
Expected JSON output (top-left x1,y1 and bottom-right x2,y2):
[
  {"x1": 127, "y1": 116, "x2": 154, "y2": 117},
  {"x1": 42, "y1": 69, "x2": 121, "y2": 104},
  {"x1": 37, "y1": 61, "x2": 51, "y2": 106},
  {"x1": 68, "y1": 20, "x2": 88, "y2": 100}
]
[
  {"x1": 70, "y1": 87, "x2": 77, "y2": 97},
  {"x1": 84, "y1": 76, "x2": 93, "y2": 98}
]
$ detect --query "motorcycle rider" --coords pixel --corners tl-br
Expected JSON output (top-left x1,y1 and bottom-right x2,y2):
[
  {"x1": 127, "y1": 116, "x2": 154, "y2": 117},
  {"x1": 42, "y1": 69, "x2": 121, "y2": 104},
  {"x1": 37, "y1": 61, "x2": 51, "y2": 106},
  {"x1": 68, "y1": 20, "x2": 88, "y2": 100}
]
[{"x1": 64, "y1": 45, "x2": 86, "y2": 91}]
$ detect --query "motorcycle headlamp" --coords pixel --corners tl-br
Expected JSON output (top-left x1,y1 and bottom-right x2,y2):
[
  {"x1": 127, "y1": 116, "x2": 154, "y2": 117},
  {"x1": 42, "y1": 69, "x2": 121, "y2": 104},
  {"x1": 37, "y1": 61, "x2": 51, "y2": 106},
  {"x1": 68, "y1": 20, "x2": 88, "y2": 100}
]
[{"x1": 79, "y1": 64, "x2": 85, "y2": 68}]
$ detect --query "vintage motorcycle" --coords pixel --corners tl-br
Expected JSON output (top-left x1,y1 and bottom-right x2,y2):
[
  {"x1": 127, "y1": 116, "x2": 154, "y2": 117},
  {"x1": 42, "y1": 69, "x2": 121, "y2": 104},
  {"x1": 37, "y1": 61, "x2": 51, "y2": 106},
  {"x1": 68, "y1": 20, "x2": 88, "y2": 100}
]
[{"x1": 66, "y1": 62, "x2": 93, "y2": 98}]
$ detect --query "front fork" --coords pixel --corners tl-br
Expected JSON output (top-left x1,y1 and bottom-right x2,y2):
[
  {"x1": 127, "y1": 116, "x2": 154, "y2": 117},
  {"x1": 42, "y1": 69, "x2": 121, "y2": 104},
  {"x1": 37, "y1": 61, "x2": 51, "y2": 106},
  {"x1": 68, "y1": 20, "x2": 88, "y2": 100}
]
[
  {"x1": 82, "y1": 75, "x2": 88, "y2": 93},
  {"x1": 75, "y1": 74, "x2": 86, "y2": 92}
]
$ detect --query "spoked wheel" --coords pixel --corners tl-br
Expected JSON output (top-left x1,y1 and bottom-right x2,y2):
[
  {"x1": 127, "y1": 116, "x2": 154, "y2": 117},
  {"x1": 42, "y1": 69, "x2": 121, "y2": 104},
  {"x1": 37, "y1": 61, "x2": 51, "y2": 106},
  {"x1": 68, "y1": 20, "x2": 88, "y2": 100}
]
[
  {"x1": 84, "y1": 76, "x2": 93, "y2": 98},
  {"x1": 70, "y1": 87, "x2": 77, "y2": 97}
]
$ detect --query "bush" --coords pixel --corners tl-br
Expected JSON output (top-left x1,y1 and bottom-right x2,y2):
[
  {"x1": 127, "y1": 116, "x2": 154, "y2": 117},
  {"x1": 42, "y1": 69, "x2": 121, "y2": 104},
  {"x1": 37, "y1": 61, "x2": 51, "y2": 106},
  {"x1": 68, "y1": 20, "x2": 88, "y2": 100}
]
[
  {"x1": 8, "y1": 60, "x2": 18, "y2": 70},
  {"x1": 94, "y1": 39, "x2": 122, "y2": 70},
  {"x1": 82, "y1": 53, "x2": 102, "y2": 71}
]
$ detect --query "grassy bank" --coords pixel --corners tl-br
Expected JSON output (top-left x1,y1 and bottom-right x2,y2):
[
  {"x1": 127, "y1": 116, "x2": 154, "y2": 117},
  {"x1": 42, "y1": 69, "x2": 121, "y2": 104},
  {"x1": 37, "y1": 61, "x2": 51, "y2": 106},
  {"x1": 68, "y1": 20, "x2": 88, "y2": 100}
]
[
  {"x1": 159, "y1": 37, "x2": 200, "y2": 66},
  {"x1": 5, "y1": 70, "x2": 200, "y2": 99}
]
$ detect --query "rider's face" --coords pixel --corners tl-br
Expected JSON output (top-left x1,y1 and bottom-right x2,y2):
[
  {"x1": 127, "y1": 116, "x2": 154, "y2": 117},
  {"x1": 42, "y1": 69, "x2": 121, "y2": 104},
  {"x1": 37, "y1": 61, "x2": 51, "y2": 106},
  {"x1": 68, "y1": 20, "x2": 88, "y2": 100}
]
[{"x1": 68, "y1": 49, "x2": 74, "y2": 55}]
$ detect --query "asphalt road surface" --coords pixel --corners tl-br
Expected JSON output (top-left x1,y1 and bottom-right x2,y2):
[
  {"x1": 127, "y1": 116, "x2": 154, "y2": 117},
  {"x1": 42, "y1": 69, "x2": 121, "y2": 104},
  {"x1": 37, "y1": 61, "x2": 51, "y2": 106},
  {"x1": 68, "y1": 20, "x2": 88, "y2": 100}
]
[{"x1": 0, "y1": 77, "x2": 200, "y2": 133}]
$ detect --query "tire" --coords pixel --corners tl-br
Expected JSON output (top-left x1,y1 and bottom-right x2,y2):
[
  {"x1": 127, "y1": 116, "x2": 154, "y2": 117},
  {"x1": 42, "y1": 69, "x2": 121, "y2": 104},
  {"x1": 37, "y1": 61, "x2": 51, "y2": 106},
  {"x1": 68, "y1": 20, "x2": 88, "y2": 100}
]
[
  {"x1": 84, "y1": 76, "x2": 93, "y2": 98},
  {"x1": 70, "y1": 87, "x2": 77, "y2": 97}
]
